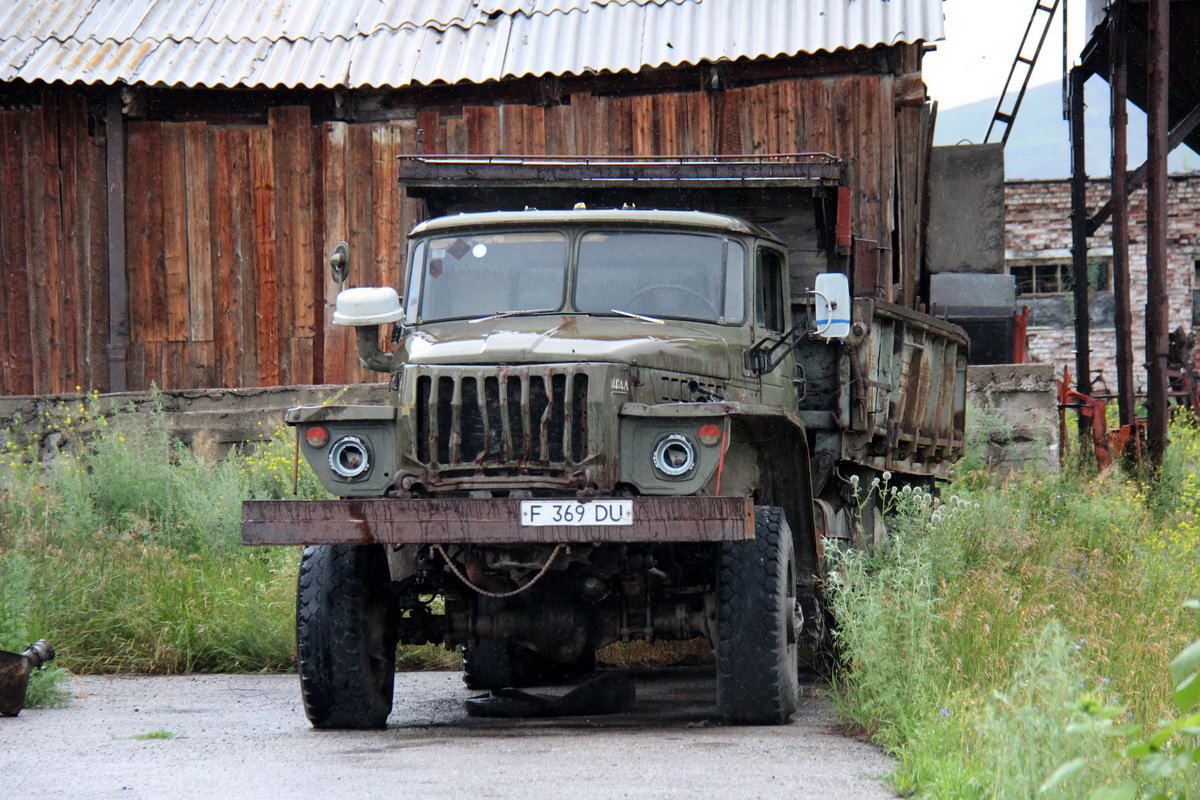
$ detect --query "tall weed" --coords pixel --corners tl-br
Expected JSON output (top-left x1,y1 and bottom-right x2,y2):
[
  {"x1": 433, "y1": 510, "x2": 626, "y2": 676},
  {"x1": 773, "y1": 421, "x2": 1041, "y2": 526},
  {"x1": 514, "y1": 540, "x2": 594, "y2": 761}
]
[
  {"x1": 0, "y1": 551, "x2": 70, "y2": 707},
  {"x1": 0, "y1": 399, "x2": 454, "y2": 681},
  {"x1": 830, "y1": 429, "x2": 1200, "y2": 798}
]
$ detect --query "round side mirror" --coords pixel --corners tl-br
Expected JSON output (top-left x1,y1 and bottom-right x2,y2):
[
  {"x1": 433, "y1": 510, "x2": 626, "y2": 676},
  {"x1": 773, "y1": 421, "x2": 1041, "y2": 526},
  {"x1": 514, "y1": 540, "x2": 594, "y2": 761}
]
[{"x1": 333, "y1": 287, "x2": 404, "y2": 327}]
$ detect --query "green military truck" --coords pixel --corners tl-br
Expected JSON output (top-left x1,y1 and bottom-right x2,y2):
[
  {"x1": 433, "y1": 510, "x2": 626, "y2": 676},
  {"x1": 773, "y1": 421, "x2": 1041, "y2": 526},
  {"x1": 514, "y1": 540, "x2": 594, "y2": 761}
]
[{"x1": 242, "y1": 155, "x2": 967, "y2": 727}]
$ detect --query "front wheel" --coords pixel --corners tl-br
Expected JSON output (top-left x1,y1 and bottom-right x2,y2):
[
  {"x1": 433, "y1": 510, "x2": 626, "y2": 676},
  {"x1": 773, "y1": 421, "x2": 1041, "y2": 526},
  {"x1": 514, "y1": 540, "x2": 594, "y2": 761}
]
[
  {"x1": 715, "y1": 505, "x2": 801, "y2": 724},
  {"x1": 296, "y1": 544, "x2": 398, "y2": 729}
]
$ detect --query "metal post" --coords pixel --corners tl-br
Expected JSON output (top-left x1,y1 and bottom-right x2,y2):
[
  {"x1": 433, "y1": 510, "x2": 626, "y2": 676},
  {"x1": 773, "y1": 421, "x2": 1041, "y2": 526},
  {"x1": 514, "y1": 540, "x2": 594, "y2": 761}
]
[
  {"x1": 1146, "y1": 0, "x2": 1170, "y2": 466},
  {"x1": 1069, "y1": 66, "x2": 1091, "y2": 399},
  {"x1": 105, "y1": 87, "x2": 129, "y2": 393},
  {"x1": 1110, "y1": 2, "x2": 1136, "y2": 432}
]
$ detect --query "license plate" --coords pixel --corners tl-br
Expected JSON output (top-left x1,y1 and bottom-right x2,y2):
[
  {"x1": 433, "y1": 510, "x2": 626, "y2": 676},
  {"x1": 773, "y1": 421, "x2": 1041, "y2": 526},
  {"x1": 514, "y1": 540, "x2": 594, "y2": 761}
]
[{"x1": 520, "y1": 500, "x2": 633, "y2": 526}]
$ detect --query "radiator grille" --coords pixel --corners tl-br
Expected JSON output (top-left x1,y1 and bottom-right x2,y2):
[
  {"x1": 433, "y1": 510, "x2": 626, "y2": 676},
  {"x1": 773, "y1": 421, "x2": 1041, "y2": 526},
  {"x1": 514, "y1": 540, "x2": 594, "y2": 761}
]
[{"x1": 415, "y1": 369, "x2": 589, "y2": 467}]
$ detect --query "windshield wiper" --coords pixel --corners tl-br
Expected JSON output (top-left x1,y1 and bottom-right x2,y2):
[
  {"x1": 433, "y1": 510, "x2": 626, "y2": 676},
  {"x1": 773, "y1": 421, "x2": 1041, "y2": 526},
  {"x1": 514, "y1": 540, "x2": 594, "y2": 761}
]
[
  {"x1": 610, "y1": 308, "x2": 666, "y2": 325},
  {"x1": 468, "y1": 308, "x2": 558, "y2": 324}
]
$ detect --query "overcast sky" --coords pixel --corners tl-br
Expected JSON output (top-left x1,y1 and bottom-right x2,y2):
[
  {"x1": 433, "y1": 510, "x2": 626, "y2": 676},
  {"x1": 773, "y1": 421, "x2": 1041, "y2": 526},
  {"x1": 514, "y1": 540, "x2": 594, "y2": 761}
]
[{"x1": 922, "y1": 0, "x2": 1092, "y2": 110}]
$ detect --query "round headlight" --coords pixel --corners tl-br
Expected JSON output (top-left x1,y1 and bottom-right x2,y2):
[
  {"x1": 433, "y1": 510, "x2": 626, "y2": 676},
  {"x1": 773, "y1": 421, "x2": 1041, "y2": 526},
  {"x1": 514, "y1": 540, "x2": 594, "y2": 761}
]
[
  {"x1": 329, "y1": 435, "x2": 371, "y2": 479},
  {"x1": 652, "y1": 433, "x2": 696, "y2": 478}
]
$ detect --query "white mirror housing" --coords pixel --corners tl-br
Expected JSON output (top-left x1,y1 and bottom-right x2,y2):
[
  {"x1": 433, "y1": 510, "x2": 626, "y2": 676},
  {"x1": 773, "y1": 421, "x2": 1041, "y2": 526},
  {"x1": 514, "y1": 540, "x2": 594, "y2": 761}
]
[
  {"x1": 333, "y1": 287, "x2": 404, "y2": 327},
  {"x1": 812, "y1": 273, "x2": 852, "y2": 341}
]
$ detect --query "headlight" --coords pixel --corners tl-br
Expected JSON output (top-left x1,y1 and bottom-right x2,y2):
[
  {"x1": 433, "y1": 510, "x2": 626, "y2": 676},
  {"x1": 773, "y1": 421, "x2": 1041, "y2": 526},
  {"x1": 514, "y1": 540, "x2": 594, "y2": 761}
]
[
  {"x1": 329, "y1": 435, "x2": 371, "y2": 479},
  {"x1": 652, "y1": 433, "x2": 696, "y2": 478}
]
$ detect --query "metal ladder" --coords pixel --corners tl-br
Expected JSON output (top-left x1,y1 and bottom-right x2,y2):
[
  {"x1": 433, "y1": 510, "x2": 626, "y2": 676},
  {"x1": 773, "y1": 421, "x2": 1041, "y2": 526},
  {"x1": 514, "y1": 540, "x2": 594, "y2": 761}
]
[{"x1": 984, "y1": 0, "x2": 1062, "y2": 145}]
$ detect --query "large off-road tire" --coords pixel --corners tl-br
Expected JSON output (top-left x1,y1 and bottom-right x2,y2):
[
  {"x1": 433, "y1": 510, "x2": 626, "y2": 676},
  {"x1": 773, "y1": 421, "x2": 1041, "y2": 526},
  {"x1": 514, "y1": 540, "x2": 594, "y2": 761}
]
[
  {"x1": 296, "y1": 544, "x2": 398, "y2": 729},
  {"x1": 716, "y1": 505, "x2": 801, "y2": 725}
]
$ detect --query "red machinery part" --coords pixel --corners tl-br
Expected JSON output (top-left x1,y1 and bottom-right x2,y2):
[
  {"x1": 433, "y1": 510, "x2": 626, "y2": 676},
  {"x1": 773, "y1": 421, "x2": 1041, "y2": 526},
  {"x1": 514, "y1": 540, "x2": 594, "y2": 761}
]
[{"x1": 1057, "y1": 367, "x2": 1113, "y2": 468}]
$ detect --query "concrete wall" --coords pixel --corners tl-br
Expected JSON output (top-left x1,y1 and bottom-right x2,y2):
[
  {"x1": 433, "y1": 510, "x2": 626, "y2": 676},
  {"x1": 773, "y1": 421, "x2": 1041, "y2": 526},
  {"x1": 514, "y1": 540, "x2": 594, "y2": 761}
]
[
  {"x1": 0, "y1": 384, "x2": 390, "y2": 463},
  {"x1": 965, "y1": 363, "x2": 1058, "y2": 472}
]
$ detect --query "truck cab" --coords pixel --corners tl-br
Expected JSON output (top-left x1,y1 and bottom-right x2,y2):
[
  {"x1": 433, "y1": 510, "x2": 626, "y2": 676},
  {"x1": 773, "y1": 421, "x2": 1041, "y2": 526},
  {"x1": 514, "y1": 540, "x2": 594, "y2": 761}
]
[{"x1": 310, "y1": 208, "x2": 821, "y2": 501}]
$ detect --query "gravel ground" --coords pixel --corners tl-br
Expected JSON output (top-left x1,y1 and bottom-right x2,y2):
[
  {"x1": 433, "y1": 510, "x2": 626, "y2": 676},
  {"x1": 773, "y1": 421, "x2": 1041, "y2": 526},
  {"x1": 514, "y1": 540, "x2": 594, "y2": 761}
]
[{"x1": 0, "y1": 668, "x2": 895, "y2": 799}]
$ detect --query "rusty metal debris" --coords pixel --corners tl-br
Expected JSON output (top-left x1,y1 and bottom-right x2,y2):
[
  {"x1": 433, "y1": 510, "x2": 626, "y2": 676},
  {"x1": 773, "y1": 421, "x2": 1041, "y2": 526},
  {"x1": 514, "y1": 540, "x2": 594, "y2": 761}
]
[
  {"x1": 0, "y1": 640, "x2": 56, "y2": 716},
  {"x1": 1057, "y1": 342, "x2": 1200, "y2": 467}
]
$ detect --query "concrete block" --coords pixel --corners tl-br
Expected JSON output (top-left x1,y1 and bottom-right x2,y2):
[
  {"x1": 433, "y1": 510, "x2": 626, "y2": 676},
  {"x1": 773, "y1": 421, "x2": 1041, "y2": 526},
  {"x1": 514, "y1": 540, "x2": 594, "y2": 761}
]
[{"x1": 928, "y1": 144, "x2": 1005, "y2": 274}]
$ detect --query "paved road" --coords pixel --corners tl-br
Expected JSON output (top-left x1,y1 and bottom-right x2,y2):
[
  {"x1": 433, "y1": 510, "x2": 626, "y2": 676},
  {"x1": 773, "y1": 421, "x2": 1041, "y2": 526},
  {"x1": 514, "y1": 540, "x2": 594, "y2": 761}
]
[{"x1": 1, "y1": 668, "x2": 895, "y2": 799}]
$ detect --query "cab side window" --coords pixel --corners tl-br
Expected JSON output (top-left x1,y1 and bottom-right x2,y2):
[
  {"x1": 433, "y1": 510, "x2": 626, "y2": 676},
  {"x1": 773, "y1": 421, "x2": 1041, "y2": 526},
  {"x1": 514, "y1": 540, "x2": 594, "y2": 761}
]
[{"x1": 756, "y1": 248, "x2": 786, "y2": 332}]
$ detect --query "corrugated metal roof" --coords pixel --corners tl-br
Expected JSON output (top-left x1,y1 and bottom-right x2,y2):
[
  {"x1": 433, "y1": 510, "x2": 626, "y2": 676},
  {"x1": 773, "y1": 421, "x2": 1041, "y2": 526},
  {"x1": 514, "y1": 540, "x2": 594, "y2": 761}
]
[{"x1": 0, "y1": 0, "x2": 944, "y2": 90}]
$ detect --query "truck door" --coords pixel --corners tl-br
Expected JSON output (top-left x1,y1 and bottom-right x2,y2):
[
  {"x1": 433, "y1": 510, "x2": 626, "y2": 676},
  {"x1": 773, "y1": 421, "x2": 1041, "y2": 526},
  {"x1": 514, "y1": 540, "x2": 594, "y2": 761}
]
[{"x1": 754, "y1": 245, "x2": 795, "y2": 407}]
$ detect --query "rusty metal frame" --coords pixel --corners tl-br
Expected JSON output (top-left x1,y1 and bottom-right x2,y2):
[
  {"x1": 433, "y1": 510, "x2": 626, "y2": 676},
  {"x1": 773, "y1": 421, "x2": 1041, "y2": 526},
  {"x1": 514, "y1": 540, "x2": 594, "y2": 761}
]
[
  {"x1": 1110, "y1": 1, "x2": 1136, "y2": 432},
  {"x1": 397, "y1": 153, "x2": 847, "y2": 190},
  {"x1": 1145, "y1": 0, "x2": 1171, "y2": 466},
  {"x1": 1086, "y1": 100, "x2": 1200, "y2": 237},
  {"x1": 242, "y1": 496, "x2": 755, "y2": 546},
  {"x1": 1069, "y1": 66, "x2": 1092, "y2": 403}
]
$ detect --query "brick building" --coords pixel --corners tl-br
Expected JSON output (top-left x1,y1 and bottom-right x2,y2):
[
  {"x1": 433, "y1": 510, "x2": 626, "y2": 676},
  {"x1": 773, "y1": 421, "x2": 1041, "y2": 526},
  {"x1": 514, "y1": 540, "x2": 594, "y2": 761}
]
[{"x1": 1005, "y1": 173, "x2": 1200, "y2": 388}]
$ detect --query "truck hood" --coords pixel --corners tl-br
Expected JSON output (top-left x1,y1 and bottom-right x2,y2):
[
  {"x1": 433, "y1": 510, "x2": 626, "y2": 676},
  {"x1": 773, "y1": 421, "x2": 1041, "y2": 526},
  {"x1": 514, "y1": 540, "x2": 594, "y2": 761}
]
[{"x1": 404, "y1": 315, "x2": 739, "y2": 380}]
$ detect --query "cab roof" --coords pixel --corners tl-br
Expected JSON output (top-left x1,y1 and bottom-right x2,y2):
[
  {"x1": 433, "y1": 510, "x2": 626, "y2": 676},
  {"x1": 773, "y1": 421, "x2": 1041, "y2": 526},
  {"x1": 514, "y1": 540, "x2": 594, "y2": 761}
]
[{"x1": 409, "y1": 208, "x2": 779, "y2": 240}]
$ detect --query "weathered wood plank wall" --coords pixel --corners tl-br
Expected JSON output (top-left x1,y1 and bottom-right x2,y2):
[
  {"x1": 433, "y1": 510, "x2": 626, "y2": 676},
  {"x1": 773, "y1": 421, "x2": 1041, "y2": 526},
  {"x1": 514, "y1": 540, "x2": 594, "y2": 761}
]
[
  {"x1": 0, "y1": 94, "x2": 106, "y2": 396},
  {"x1": 2, "y1": 61, "x2": 931, "y2": 394},
  {"x1": 122, "y1": 109, "x2": 324, "y2": 391}
]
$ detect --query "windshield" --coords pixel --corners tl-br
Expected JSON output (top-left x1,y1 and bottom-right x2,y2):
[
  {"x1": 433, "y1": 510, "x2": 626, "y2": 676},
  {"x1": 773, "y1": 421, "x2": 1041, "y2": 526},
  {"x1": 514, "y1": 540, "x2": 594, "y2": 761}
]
[
  {"x1": 410, "y1": 231, "x2": 568, "y2": 322},
  {"x1": 575, "y1": 231, "x2": 744, "y2": 324},
  {"x1": 406, "y1": 227, "x2": 745, "y2": 325}
]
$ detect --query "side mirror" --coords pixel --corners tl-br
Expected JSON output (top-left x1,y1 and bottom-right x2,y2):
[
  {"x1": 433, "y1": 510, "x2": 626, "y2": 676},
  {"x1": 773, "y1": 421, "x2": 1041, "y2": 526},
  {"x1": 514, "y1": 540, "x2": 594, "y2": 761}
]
[
  {"x1": 812, "y1": 273, "x2": 851, "y2": 340},
  {"x1": 333, "y1": 287, "x2": 404, "y2": 327},
  {"x1": 334, "y1": 287, "x2": 404, "y2": 373}
]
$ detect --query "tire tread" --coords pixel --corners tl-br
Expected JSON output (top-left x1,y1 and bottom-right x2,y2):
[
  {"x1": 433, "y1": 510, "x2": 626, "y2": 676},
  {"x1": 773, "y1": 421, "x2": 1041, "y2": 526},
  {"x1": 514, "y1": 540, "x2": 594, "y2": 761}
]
[
  {"x1": 715, "y1": 506, "x2": 799, "y2": 725},
  {"x1": 296, "y1": 545, "x2": 396, "y2": 729}
]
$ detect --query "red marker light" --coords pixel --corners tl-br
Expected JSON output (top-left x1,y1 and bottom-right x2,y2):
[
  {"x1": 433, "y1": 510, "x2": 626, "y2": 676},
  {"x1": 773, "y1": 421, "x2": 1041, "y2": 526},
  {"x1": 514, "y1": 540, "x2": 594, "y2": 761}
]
[
  {"x1": 304, "y1": 425, "x2": 329, "y2": 448},
  {"x1": 697, "y1": 423, "x2": 722, "y2": 446}
]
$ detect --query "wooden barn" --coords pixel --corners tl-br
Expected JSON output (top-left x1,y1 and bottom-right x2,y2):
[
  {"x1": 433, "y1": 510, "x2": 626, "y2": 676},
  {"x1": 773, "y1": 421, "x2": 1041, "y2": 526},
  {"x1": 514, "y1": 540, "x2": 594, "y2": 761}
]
[{"x1": 0, "y1": 0, "x2": 944, "y2": 396}]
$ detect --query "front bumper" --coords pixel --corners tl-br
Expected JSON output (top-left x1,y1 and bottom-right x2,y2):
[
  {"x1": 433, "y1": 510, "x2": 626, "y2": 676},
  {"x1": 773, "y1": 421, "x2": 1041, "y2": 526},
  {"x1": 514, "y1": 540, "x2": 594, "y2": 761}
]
[{"x1": 241, "y1": 496, "x2": 753, "y2": 546}]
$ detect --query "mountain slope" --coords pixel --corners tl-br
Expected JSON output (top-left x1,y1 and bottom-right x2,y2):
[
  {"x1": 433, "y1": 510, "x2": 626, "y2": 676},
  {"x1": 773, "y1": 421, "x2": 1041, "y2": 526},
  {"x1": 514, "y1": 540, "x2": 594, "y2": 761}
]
[{"x1": 933, "y1": 78, "x2": 1198, "y2": 179}]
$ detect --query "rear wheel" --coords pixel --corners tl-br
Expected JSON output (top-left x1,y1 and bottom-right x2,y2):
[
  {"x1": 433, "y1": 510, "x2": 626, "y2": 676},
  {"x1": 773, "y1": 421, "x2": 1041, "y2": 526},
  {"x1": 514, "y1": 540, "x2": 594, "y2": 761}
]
[
  {"x1": 715, "y1": 505, "x2": 801, "y2": 725},
  {"x1": 296, "y1": 544, "x2": 398, "y2": 729}
]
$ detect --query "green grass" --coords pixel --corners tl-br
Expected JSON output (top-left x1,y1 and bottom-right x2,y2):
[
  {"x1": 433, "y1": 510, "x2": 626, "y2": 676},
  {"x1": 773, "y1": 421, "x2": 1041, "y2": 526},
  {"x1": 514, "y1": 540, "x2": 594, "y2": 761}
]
[
  {"x1": 129, "y1": 729, "x2": 176, "y2": 740},
  {"x1": 0, "y1": 394, "x2": 455, "y2": 704},
  {"x1": 829, "y1": 422, "x2": 1200, "y2": 798}
]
